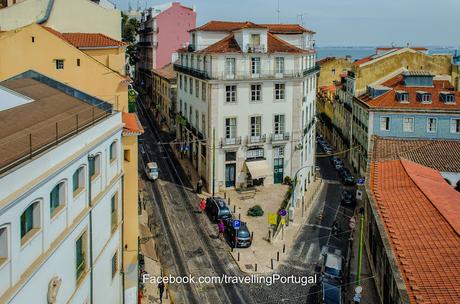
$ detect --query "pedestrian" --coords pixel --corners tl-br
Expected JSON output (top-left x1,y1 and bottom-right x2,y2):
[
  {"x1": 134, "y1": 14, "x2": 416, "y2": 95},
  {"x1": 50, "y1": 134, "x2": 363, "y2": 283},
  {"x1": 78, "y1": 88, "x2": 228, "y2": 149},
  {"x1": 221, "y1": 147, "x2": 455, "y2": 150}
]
[
  {"x1": 332, "y1": 219, "x2": 339, "y2": 236},
  {"x1": 158, "y1": 281, "x2": 165, "y2": 303},
  {"x1": 196, "y1": 178, "x2": 203, "y2": 194},
  {"x1": 200, "y1": 198, "x2": 206, "y2": 213},
  {"x1": 218, "y1": 219, "x2": 225, "y2": 239}
]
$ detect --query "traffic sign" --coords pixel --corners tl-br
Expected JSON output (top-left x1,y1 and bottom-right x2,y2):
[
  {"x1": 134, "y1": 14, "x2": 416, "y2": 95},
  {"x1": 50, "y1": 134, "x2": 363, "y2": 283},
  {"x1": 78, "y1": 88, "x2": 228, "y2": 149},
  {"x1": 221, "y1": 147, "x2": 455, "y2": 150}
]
[
  {"x1": 356, "y1": 178, "x2": 365, "y2": 186},
  {"x1": 268, "y1": 213, "x2": 277, "y2": 225},
  {"x1": 233, "y1": 220, "x2": 241, "y2": 230},
  {"x1": 279, "y1": 209, "x2": 287, "y2": 217}
]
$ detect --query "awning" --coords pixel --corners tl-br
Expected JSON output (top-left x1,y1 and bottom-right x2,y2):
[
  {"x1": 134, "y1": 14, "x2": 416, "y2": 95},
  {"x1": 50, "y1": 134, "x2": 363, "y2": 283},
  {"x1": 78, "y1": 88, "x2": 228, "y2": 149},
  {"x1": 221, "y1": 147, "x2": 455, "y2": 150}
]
[
  {"x1": 245, "y1": 160, "x2": 272, "y2": 179},
  {"x1": 122, "y1": 112, "x2": 144, "y2": 136}
]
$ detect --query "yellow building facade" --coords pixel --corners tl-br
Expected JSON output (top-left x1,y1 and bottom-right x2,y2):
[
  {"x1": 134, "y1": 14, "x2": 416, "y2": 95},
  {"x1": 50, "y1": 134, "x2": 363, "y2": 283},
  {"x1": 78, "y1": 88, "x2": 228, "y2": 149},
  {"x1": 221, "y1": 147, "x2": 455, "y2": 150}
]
[{"x1": 0, "y1": 23, "x2": 140, "y2": 303}]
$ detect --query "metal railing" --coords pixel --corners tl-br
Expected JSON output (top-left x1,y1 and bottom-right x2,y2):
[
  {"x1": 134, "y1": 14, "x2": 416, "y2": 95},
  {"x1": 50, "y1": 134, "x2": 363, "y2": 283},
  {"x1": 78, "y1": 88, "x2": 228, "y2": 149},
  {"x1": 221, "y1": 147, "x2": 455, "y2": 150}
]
[
  {"x1": 220, "y1": 136, "x2": 242, "y2": 147},
  {"x1": 271, "y1": 132, "x2": 290, "y2": 142},
  {"x1": 246, "y1": 44, "x2": 266, "y2": 53},
  {"x1": 173, "y1": 64, "x2": 211, "y2": 80},
  {"x1": 303, "y1": 64, "x2": 320, "y2": 77},
  {"x1": 247, "y1": 134, "x2": 266, "y2": 144}
]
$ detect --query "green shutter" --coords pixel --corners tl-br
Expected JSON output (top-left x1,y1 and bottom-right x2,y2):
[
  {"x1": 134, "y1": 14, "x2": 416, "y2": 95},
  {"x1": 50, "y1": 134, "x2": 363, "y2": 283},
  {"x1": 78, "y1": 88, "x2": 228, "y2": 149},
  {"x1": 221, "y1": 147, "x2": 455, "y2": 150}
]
[
  {"x1": 72, "y1": 169, "x2": 79, "y2": 192},
  {"x1": 50, "y1": 185, "x2": 60, "y2": 214}
]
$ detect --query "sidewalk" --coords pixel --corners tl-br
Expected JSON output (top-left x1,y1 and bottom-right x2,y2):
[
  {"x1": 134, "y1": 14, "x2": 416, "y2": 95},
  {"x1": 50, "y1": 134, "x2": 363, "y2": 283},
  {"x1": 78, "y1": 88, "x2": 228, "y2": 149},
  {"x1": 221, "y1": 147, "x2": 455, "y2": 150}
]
[
  {"x1": 139, "y1": 193, "x2": 171, "y2": 304},
  {"x1": 224, "y1": 178, "x2": 324, "y2": 274}
]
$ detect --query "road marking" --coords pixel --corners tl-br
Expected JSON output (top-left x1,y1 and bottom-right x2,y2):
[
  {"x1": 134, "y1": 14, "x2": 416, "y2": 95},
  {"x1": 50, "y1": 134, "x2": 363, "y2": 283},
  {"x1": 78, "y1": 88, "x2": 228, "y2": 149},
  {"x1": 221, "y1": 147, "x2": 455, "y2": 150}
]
[
  {"x1": 304, "y1": 223, "x2": 332, "y2": 230},
  {"x1": 296, "y1": 241, "x2": 306, "y2": 259},
  {"x1": 303, "y1": 243, "x2": 318, "y2": 265}
]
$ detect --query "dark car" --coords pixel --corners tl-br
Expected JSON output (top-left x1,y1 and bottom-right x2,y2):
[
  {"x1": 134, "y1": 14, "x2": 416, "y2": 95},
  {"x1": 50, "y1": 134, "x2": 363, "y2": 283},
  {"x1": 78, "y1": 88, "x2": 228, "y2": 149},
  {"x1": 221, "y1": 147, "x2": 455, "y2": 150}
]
[
  {"x1": 320, "y1": 279, "x2": 342, "y2": 304},
  {"x1": 224, "y1": 220, "x2": 252, "y2": 248},
  {"x1": 341, "y1": 190, "x2": 355, "y2": 206},
  {"x1": 343, "y1": 174, "x2": 355, "y2": 186},
  {"x1": 205, "y1": 197, "x2": 232, "y2": 222}
]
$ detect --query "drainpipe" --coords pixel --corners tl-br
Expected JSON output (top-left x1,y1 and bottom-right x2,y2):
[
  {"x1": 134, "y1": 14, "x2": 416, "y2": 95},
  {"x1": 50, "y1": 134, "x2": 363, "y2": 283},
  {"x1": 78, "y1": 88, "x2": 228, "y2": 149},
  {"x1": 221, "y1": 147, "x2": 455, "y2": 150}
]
[
  {"x1": 87, "y1": 154, "x2": 95, "y2": 304},
  {"x1": 36, "y1": 0, "x2": 55, "y2": 24}
]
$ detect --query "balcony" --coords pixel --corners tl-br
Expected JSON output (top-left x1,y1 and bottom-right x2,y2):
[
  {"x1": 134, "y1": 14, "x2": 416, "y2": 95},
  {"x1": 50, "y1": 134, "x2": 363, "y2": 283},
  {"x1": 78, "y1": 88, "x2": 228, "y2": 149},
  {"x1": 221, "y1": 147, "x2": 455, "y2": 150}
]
[
  {"x1": 174, "y1": 64, "x2": 210, "y2": 80},
  {"x1": 247, "y1": 134, "x2": 266, "y2": 145},
  {"x1": 271, "y1": 132, "x2": 290, "y2": 143},
  {"x1": 303, "y1": 64, "x2": 320, "y2": 77},
  {"x1": 246, "y1": 44, "x2": 266, "y2": 53},
  {"x1": 221, "y1": 70, "x2": 304, "y2": 81},
  {"x1": 304, "y1": 119, "x2": 316, "y2": 136},
  {"x1": 220, "y1": 137, "x2": 242, "y2": 147}
]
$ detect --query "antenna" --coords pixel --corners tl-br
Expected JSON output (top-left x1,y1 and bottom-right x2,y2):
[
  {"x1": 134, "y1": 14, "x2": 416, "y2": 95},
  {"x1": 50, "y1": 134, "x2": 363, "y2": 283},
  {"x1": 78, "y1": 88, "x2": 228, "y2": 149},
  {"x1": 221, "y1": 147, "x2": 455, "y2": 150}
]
[
  {"x1": 276, "y1": 0, "x2": 280, "y2": 24},
  {"x1": 297, "y1": 13, "x2": 305, "y2": 26}
]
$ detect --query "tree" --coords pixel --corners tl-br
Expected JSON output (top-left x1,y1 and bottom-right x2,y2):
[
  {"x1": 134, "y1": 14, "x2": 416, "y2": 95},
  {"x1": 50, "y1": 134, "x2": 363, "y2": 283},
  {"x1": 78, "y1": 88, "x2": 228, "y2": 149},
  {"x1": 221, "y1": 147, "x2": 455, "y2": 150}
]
[{"x1": 121, "y1": 12, "x2": 140, "y2": 67}]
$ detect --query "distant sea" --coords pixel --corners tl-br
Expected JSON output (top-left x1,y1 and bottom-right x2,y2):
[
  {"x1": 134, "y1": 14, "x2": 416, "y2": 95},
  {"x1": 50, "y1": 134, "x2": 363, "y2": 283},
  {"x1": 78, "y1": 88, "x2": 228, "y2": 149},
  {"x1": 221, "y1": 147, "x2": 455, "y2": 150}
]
[{"x1": 316, "y1": 46, "x2": 460, "y2": 61}]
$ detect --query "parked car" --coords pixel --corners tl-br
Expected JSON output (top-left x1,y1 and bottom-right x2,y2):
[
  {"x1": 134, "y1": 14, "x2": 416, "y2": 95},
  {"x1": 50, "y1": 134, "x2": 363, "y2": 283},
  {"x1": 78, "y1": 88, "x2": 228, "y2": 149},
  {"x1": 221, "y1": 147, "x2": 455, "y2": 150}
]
[
  {"x1": 206, "y1": 197, "x2": 232, "y2": 222},
  {"x1": 224, "y1": 219, "x2": 253, "y2": 248},
  {"x1": 343, "y1": 174, "x2": 355, "y2": 186},
  {"x1": 341, "y1": 190, "x2": 356, "y2": 206},
  {"x1": 338, "y1": 167, "x2": 350, "y2": 179},
  {"x1": 320, "y1": 278, "x2": 342, "y2": 304},
  {"x1": 321, "y1": 247, "x2": 343, "y2": 280},
  {"x1": 145, "y1": 162, "x2": 159, "y2": 181}
]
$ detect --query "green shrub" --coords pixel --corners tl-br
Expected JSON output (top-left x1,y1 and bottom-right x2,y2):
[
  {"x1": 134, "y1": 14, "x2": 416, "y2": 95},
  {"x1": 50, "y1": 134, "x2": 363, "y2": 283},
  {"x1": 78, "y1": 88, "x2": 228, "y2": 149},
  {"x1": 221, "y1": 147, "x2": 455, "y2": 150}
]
[
  {"x1": 283, "y1": 176, "x2": 292, "y2": 185},
  {"x1": 247, "y1": 205, "x2": 264, "y2": 217}
]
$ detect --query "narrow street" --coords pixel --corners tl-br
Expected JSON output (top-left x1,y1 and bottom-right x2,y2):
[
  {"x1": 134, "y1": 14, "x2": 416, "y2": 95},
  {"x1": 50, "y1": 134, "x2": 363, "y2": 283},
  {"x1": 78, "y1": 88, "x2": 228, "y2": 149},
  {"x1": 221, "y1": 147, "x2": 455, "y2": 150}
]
[{"x1": 137, "y1": 95, "x2": 357, "y2": 303}]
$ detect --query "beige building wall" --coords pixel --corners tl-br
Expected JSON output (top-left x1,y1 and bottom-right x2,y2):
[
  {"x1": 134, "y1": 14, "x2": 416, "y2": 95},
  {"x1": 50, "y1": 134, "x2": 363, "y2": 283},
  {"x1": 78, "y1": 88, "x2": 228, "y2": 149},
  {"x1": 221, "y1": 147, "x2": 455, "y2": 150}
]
[
  {"x1": 83, "y1": 48, "x2": 126, "y2": 76},
  {"x1": 354, "y1": 50, "x2": 452, "y2": 94},
  {"x1": 318, "y1": 58, "x2": 352, "y2": 87},
  {"x1": 0, "y1": 0, "x2": 121, "y2": 40}
]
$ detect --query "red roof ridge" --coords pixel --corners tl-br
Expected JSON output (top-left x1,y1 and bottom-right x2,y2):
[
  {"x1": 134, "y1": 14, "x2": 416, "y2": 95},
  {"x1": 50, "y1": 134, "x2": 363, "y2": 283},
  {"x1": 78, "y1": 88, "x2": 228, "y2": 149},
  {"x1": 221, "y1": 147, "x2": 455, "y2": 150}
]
[
  {"x1": 42, "y1": 26, "x2": 127, "y2": 48},
  {"x1": 267, "y1": 32, "x2": 309, "y2": 54},
  {"x1": 197, "y1": 33, "x2": 242, "y2": 54}
]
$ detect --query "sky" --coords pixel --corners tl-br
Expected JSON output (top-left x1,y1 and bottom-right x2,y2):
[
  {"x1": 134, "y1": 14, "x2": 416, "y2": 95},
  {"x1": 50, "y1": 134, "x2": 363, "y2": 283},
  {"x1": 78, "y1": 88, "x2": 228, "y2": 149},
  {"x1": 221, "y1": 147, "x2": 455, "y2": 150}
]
[{"x1": 114, "y1": 0, "x2": 459, "y2": 47}]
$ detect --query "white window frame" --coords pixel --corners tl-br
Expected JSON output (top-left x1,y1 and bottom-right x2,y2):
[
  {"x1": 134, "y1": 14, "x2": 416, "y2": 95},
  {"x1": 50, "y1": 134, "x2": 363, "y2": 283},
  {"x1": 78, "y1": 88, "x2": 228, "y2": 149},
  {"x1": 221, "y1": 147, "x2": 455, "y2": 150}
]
[
  {"x1": 380, "y1": 116, "x2": 390, "y2": 131},
  {"x1": 275, "y1": 83, "x2": 285, "y2": 101},
  {"x1": 195, "y1": 80, "x2": 199, "y2": 98},
  {"x1": 55, "y1": 59, "x2": 64, "y2": 70},
  {"x1": 274, "y1": 114, "x2": 285, "y2": 135},
  {"x1": 451, "y1": 118, "x2": 460, "y2": 134},
  {"x1": 250, "y1": 116, "x2": 262, "y2": 137},
  {"x1": 225, "y1": 58, "x2": 236, "y2": 79},
  {"x1": 250, "y1": 84, "x2": 261, "y2": 102},
  {"x1": 402, "y1": 117, "x2": 414, "y2": 132},
  {"x1": 225, "y1": 118, "x2": 237, "y2": 139},
  {"x1": 0, "y1": 225, "x2": 9, "y2": 266},
  {"x1": 225, "y1": 85, "x2": 237, "y2": 103},
  {"x1": 275, "y1": 57, "x2": 285, "y2": 74},
  {"x1": 251, "y1": 57, "x2": 261, "y2": 75},
  {"x1": 427, "y1": 117, "x2": 437, "y2": 133}
]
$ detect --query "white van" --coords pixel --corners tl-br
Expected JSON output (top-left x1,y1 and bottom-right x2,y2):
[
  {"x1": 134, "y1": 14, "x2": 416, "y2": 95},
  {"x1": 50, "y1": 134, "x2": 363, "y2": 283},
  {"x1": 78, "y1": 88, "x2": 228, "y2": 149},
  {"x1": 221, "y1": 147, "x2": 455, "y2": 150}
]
[
  {"x1": 321, "y1": 246, "x2": 343, "y2": 280},
  {"x1": 145, "y1": 162, "x2": 159, "y2": 181}
]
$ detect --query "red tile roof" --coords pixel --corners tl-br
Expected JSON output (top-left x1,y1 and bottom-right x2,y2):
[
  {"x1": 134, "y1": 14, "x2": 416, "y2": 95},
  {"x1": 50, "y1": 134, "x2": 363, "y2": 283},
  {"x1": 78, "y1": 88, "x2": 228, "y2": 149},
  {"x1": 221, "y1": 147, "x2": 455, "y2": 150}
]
[
  {"x1": 267, "y1": 32, "x2": 310, "y2": 53},
  {"x1": 371, "y1": 159, "x2": 460, "y2": 303},
  {"x1": 197, "y1": 34, "x2": 242, "y2": 53},
  {"x1": 122, "y1": 112, "x2": 144, "y2": 135},
  {"x1": 372, "y1": 137, "x2": 460, "y2": 173},
  {"x1": 358, "y1": 74, "x2": 460, "y2": 109},
  {"x1": 319, "y1": 85, "x2": 337, "y2": 94},
  {"x1": 191, "y1": 20, "x2": 313, "y2": 34},
  {"x1": 43, "y1": 26, "x2": 127, "y2": 48},
  {"x1": 153, "y1": 63, "x2": 176, "y2": 80}
]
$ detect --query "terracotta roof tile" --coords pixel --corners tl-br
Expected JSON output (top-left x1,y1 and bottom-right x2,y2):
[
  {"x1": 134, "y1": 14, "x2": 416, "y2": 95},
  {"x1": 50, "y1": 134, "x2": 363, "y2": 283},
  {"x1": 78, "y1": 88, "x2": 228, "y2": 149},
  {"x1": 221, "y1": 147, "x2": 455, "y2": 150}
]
[
  {"x1": 267, "y1": 32, "x2": 310, "y2": 54},
  {"x1": 153, "y1": 63, "x2": 176, "y2": 80},
  {"x1": 371, "y1": 159, "x2": 460, "y2": 303},
  {"x1": 122, "y1": 112, "x2": 144, "y2": 135},
  {"x1": 43, "y1": 26, "x2": 127, "y2": 48},
  {"x1": 372, "y1": 137, "x2": 460, "y2": 173},
  {"x1": 191, "y1": 20, "x2": 313, "y2": 34},
  {"x1": 196, "y1": 34, "x2": 242, "y2": 54},
  {"x1": 359, "y1": 74, "x2": 460, "y2": 109}
]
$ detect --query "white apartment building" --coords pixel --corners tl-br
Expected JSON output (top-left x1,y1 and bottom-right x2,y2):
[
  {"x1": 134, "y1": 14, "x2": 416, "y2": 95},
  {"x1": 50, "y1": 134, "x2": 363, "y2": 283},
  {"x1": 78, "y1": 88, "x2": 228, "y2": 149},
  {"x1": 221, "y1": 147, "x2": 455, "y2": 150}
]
[
  {"x1": 174, "y1": 21, "x2": 318, "y2": 200},
  {"x1": 0, "y1": 72, "x2": 124, "y2": 304}
]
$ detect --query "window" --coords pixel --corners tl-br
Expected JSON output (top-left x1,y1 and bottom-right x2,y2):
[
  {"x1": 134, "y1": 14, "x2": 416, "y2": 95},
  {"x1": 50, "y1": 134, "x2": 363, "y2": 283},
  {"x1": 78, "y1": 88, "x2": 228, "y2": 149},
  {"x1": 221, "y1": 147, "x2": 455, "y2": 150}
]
[
  {"x1": 225, "y1": 151, "x2": 236, "y2": 161},
  {"x1": 55, "y1": 59, "x2": 64, "y2": 70},
  {"x1": 179, "y1": 75, "x2": 182, "y2": 90},
  {"x1": 250, "y1": 84, "x2": 261, "y2": 102},
  {"x1": 274, "y1": 114, "x2": 285, "y2": 134},
  {"x1": 273, "y1": 146, "x2": 284, "y2": 158},
  {"x1": 89, "y1": 154, "x2": 101, "y2": 179},
  {"x1": 201, "y1": 113, "x2": 206, "y2": 135},
  {"x1": 31, "y1": 36, "x2": 35, "y2": 43},
  {"x1": 275, "y1": 57, "x2": 285, "y2": 74},
  {"x1": 189, "y1": 105, "x2": 192, "y2": 122},
  {"x1": 225, "y1": 58, "x2": 235, "y2": 78},
  {"x1": 441, "y1": 93, "x2": 456, "y2": 103},
  {"x1": 403, "y1": 117, "x2": 414, "y2": 132},
  {"x1": 275, "y1": 83, "x2": 285, "y2": 100},
  {"x1": 451, "y1": 118, "x2": 460, "y2": 133},
  {"x1": 20, "y1": 202, "x2": 40, "y2": 241},
  {"x1": 189, "y1": 78, "x2": 193, "y2": 94},
  {"x1": 50, "y1": 182, "x2": 65, "y2": 216},
  {"x1": 111, "y1": 251, "x2": 118, "y2": 278},
  {"x1": 417, "y1": 92, "x2": 432, "y2": 103},
  {"x1": 195, "y1": 81, "x2": 199, "y2": 98},
  {"x1": 250, "y1": 116, "x2": 261, "y2": 137},
  {"x1": 195, "y1": 110, "x2": 199, "y2": 128},
  {"x1": 124, "y1": 149, "x2": 131, "y2": 162},
  {"x1": 250, "y1": 34, "x2": 260, "y2": 46},
  {"x1": 247, "y1": 148, "x2": 264, "y2": 159},
  {"x1": 109, "y1": 141, "x2": 117, "y2": 162},
  {"x1": 225, "y1": 85, "x2": 237, "y2": 103},
  {"x1": 111, "y1": 193, "x2": 118, "y2": 231},
  {"x1": 427, "y1": 118, "x2": 437, "y2": 133},
  {"x1": 0, "y1": 226, "x2": 8, "y2": 265},
  {"x1": 251, "y1": 58, "x2": 261, "y2": 75},
  {"x1": 77, "y1": 59, "x2": 80, "y2": 67},
  {"x1": 225, "y1": 118, "x2": 237, "y2": 139},
  {"x1": 76, "y1": 232, "x2": 87, "y2": 282},
  {"x1": 380, "y1": 117, "x2": 390, "y2": 131},
  {"x1": 184, "y1": 102, "x2": 187, "y2": 118},
  {"x1": 72, "y1": 167, "x2": 85, "y2": 194},
  {"x1": 184, "y1": 76, "x2": 188, "y2": 91},
  {"x1": 191, "y1": 55, "x2": 194, "y2": 68},
  {"x1": 201, "y1": 82, "x2": 206, "y2": 102}
]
